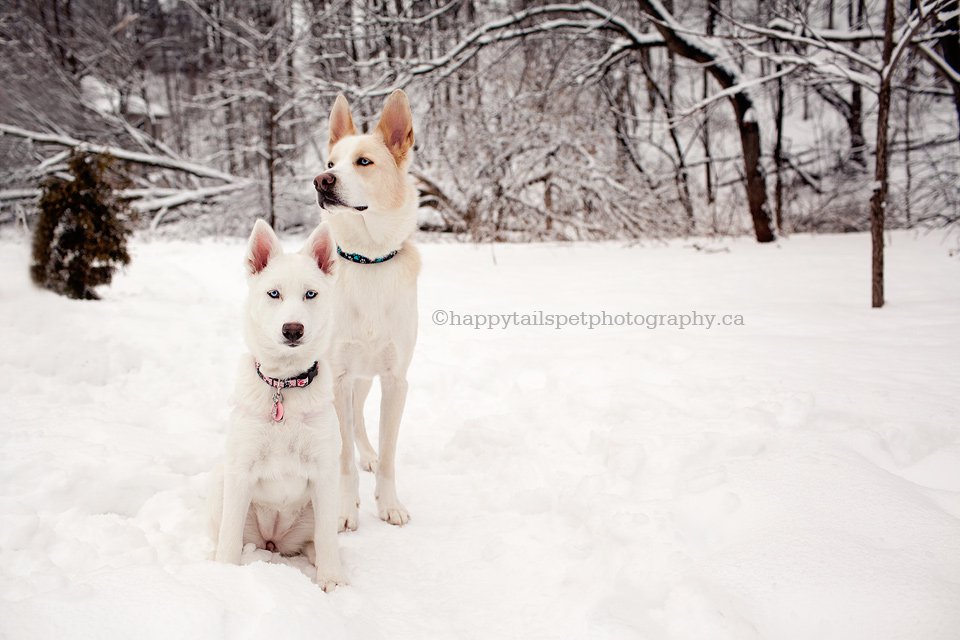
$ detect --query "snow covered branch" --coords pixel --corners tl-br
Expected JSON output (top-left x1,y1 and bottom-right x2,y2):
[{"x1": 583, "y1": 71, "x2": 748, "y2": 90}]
[
  {"x1": 0, "y1": 124, "x2": 243, "y2": 183},
  {"x1": 341, "y1": 2, "x2": 666, "y2": 98},
  {"x1": 0, "y1": 184, "x2": 248, "y2": 216},
  {"x1": 759, "y1": 0, "x2": 960, "y2": 88}
]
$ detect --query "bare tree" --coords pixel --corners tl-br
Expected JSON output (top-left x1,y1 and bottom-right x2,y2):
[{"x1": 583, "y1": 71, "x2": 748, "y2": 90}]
[{"x1": 2, "y1": 0, "x2": 958, "y2": 250}]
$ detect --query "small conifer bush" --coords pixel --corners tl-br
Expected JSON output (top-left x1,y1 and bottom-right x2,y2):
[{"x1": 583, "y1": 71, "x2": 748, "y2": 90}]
[{"x1": 30, "y1": 152, "x2": 132, "y2": 300}]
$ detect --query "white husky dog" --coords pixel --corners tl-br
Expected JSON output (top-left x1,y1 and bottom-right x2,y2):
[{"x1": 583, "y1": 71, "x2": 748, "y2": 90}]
[
  {"x1": 211, "y1": 219, "x2": 344, "y2": 591},
  {"x1": 313, "y1": 90, "x2": 420, "y2": 530}
]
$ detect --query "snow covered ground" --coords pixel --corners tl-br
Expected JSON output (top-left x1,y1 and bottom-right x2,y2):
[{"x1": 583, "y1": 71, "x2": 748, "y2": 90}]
[{"x1": 1, "y1": 229, "x2": 958, "y2": 639}]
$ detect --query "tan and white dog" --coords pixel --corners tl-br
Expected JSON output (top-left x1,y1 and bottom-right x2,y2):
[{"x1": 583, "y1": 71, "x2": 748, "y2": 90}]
[
  {"x1": 313, "y1": 90, "x2": 420, "y2": 530},
  {"x1": 211, "y1": 220, "x2": 344, "y2": 591}
]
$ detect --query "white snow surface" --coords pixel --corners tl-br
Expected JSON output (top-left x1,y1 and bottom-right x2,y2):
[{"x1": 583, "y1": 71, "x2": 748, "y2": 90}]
[{"x1": 1, "y1": 230, "x2": 959, "y2": 639}]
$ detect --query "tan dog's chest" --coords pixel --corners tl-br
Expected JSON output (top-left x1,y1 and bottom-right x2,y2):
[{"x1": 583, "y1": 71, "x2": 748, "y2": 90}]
[{"x1": 331, "y1": 252, "x2": 419, "y2": 378}]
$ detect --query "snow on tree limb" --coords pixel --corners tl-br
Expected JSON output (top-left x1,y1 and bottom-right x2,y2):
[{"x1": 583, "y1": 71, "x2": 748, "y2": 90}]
[
  {"x1": 131, "y1": 184, "x2": 248, "y2": 213},
  {"x1": 882, "y1": 0, "x2": 954, "y2": 81},
  {"x1": 677, "y1": 65, "x2": 799, "y2": 119},
  {"x1": 917, "y1": 43, "x2": 960, "y2": 84},
  {"x1": 0, "y1": 123, "x2": 248, "y2": 222},
  {"x1": 0, "y1": 189, "x2": 40, "y2": 202},
  {"x1": 1, "y1": 184, "x2": 247, "y2": 213},
  {"x1": 759, "y1": 0, "x2": 960, "y2": 87},
  {"x1": 0, "y1": 124, "x2": 243, "y2": 183},
  {"x1": 341, "y1": 2, "x2": 665, "y2": 99},
  {"x1": 739, "y1": 20, "x2": 883, "y2": 72}
]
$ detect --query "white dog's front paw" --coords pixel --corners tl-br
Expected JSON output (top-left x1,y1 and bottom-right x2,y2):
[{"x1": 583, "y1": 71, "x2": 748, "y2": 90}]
[
  {"x1": 315, "y1": 569, "x2": 346, "y2": 593},
  {"x1": 377, "y1": 498, "x2": 410, "y2": 526},
  {"x1": 214, "y1": 545, "x2": 242, "y2": 564}
]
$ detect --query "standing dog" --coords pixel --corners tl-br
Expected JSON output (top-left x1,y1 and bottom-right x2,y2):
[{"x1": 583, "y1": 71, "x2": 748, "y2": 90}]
[
  {"x1": 212, "y1": 219, "x2": 344, "y2": 591},
  {"x1": 313, "y1": 90, "x2": 420, "y2": 530}
]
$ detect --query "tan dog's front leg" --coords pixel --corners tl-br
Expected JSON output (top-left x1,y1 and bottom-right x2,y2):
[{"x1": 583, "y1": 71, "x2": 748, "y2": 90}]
[
  {"x1": 334, "y1": 377, "x2": 360, "y2": 531},
  {"x1": 215, "y1": 470, "x2": 253, "y2": 564},
  {"x1": 376, "y1": 374, "x2": 410, "y2": 525},
  {"x1": 352, "y1": 378, "x2": 378, "y2": 472}
]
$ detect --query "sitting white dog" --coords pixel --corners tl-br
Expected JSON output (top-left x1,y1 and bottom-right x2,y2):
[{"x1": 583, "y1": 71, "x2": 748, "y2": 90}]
[{"x1": 211, "y1": 219, "x2": 344, "y2": 591}]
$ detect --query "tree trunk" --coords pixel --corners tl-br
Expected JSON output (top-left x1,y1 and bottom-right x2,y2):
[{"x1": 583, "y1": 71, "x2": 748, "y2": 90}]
[
  {"x1": 937, "y1": 7, "x2": 960, "y2": 130},
  {"x1": 772, "y1": 36, "x2": 786, "y2": 232},
  {"x1": 774, "y1": 59, "x2": 785, "y2": 232},
  {"x1": 266, "y1": 87, "x2": 277, "y2": 229},
  {"x1": 849, "y1": 0, "x2": 867, "y2": 169},
  {"x1": 635, "y1": 0, "x2": 775, "y2": 243},
  {"x1": 905, "y1": 59, "x2": 914, "y2": 226},
  {"x1": 870, "y1": 0, "x2": 896, "y2": 309},
  {"x1": 702, "y1": 0, "x2": 718, "y2": 206}
]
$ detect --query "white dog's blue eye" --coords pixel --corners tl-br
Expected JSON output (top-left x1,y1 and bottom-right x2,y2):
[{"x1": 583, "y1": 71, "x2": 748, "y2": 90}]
[
  {"x1": 267, "y1": 290, "x2": 280, "y2": 299},
  {"x1": 305, "y1": 290, "x2": 317, "y2": 300},
  {"x1": 356, "y1": 157, "x2": 372, "y2": 166}
]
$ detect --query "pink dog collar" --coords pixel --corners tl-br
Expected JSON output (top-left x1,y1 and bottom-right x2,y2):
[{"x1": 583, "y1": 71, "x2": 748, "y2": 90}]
[{"x1": 255, "y1": 361, "x2": 319, "y2": 422}]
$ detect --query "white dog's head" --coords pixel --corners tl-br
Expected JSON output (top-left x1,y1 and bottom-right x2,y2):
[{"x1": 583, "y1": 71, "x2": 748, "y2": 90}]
[
  {"x1": 242, "y1": 219, "x2": 336, "y2": 368},
  {"x1": 313, "y1": 90, "x2": 418, "y2": 254}
]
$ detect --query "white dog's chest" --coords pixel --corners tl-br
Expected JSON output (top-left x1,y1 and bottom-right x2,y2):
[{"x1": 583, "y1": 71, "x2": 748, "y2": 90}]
[
  {"x1": 248, "y1": 423, "x2": 334, "y2": 502},
  {"x1": 231, "y1": 394, "x2": 339, "y2": 491},
  {"x1": 252, "y1": 473, "x2": 309, "y2": 508}
]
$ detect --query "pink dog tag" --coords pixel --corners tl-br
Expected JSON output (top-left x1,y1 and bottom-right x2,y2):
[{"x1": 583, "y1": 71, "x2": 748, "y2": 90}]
[{"x1": 273, "y1": 399, "x2": 284, "y2": 422}]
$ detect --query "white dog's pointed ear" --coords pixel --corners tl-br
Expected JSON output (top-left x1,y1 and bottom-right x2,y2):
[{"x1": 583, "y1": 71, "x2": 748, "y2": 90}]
[
  {"x1": 246, "y1": 219, "x2": 282, "y2": 275},
  {"x1": 302, "y1": 223, "x2": 335, "y2": 275},
  {"x1": 329, "y1": 94, "x2": 357, "y2": 149},
  {"x1": 375, "y1": 89, "x2": 414, "y2": 164}
]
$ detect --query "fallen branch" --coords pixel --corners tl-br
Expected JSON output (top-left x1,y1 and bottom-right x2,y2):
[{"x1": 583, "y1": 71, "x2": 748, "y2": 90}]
[
  {"x1": 0, "y1": 184, "x2": 247, "y2": 218},
  {"x1": 133, "y1": 183, "x2": 247, "y2": 214},
  {"x1": 0, "y1": 189, "x2": 40, "y2": 202},
  {"x1": 0, "y1": 124, "x2": 242, "y2": 183}
]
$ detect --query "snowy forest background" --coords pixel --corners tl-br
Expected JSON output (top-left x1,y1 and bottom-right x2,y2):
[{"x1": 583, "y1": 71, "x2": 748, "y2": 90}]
[
  {"x1": 3, "y1": 3, "x2": 960, "y2": 636},
  {"x1": 0, "y1": 0, "x2": 958, "y2": 241}
]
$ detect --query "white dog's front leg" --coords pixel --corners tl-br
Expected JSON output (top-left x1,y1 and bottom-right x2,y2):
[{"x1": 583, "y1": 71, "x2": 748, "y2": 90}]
[
  {"x1": 334, "y1": 377, "x2": 360, "y2": 531},
  {"x1": 311, "y1": 472, "x2": 344, "y2": 592},
  {"x1": 215, "y1": 470, "x2": 253, "y2": 564},
  {"x1": 376, "y1": 375, "x2": 410, "y2": 526}
]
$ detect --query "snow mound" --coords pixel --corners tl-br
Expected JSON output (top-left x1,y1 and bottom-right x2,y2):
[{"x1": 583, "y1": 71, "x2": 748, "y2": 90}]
[{"x1": 1, "y1": 231, "x2": 958, "y2": 639}]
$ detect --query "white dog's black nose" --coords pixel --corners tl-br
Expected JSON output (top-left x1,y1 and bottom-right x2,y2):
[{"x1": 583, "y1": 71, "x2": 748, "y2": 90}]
[
  {"x1": 314, "y1": 172, "x2": 336, "y2": 192},
  {"x1": 282, "y1": 322, "x2": 304, "y2": 342}
]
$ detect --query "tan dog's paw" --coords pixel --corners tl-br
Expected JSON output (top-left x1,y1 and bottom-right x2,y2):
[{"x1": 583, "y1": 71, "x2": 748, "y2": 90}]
[
  {"x1": 358, "y1": 454, "x2": 378, "y2": 473},
  {"x1": 339, "y1": 511, "x2": 358, "y2": 532},
  {"x1": 339, "y1": 498, "x2": 359, "y2": 532},
  {"x1": 377, "y1": 499, "x2": 410, "y2": 526}
]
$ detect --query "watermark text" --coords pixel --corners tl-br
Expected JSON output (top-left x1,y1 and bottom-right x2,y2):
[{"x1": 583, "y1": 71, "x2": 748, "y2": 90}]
[{"x1": 431, "y1": 309, "x2": 744, "y2": 330}]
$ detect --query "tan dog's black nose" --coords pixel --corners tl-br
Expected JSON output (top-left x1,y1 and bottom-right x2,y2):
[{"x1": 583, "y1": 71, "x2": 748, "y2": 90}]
[
  {"x1": 282, "y1": 322, "x2": 304, "y2": 342},
  {"x1": 314, "y1": 173, "x2": 336, "y2": 192}
]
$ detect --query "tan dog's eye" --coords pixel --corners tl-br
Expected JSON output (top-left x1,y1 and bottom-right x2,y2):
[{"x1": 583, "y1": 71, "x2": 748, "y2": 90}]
[{"x1": 356, "y1": 157, "x2": 373, "y2": 167}]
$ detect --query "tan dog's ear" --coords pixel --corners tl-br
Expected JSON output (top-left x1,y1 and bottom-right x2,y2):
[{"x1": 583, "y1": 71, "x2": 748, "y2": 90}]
[
  {"x1": 375, "y1": 90, "x2": 414, "y2": 164},
  {"x1": 329, "y1": 94, "x2": 356, "y2": 149}
]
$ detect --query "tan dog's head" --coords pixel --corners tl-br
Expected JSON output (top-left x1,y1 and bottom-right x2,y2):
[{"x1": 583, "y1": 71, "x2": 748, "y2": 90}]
[
  {"x1": 313, "y1": 91, "x2": 418, "y2": 253},
  {"x1": 315, "y1": 90, "x2": 414, "y2": 212}
]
